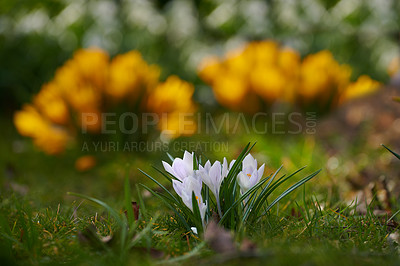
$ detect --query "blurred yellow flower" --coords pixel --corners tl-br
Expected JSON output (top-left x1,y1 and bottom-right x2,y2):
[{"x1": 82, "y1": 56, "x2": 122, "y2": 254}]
[
  {"x1": 73, "y1": 48, "x2": 109, "y2": 90},
  {"x1": 158, "y1": 112, "x2": 197, "y2": 139},
  {"x1": 340, "y1": 75, "x2": 381, "y2": 103},
  {"x1": 198, "y1": 40, "x2": 302, "y2": 111},
  {"x1": 14, "y1": 105, "x2": 70, "y2": 154},
  {"x1": 147, "y1": 75, "x2": 196, "y2": 113},
  {"x1": 199, "y1": 55, "x2": 254, "y2": 111},
  {"x1": 14, "y1": 105, "x2": 49, "y2": 137},
  {"x1": 147, "y1": 76, "x2": 197, "y2": 137},
  {"x1": 107, "y1": 51, "x2": 160, "y2": 100},
  {"x1": 75, "y1": 155, "x2": 97, "y2": 172},
  {"x1": 33, "y1": 82, "x2": 69, "y2": 125},
  {"x1": 278, "y1": 49, "x2": 301, "y2": 102},
  {"x1": 15, "y1": 48, "x2": 197, "y2": 154},
  {"x1": 199, "y1": 42, "x2": 379, "y2": 112},
  {"x1": 224, "y1": 50, "x2": 252, "y2": 77},
  {"x1": 251, "y1": 66, "x2": 286, "y2": 102},
  {"x1": 245, "y1": 40, "x2": 279, "y2": 66},
  {"x1": 198, "y1": 56, "x2": 222, "y2": 84},
  {"x1": 213, "y1": 74, "x2": 250, "y2": 109},
  {"x1": 55, "y1": 61, "x2": 102, "y2": 113},
  {"x1": 299, "y1": 50, "x2": 351, "y2": 106}
]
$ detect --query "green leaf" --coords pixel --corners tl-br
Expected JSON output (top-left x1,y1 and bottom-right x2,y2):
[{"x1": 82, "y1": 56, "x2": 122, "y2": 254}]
[
  {"x1": 252, "y1": 166, "x2": 307, "y2": 217},
  {"x1": 191, "y1": 191, "x2": 203, "y2": 232},
  {"x1": 127, "y1": 215, "x2": 158, "y2": 249},
  {"x1": 382, "y1": 144, "x2": 400, "y2": 160},
  {"x1": 67, "y1": 192, "x2": 122, "y2": 226},
  {"x1": 260, "y1": 169, "x2": 321, "y2": 216},
  {"x1": 148, "y1": 188, "x2": 197, "y2": 228},
  {"x1": 124, "y1": 176, "x2": 135, "y2": 226},
  {"x1": 203, "y1": 186, "x2": 211, "y2": 223},
  {"x1": 241, "y1": 189, "x2": 259, "y2": 225},
  {"x1": 193, "y1": 153, "x2": 199, "y2": 170},
  {"x1": 138, "y1": 168, "x2": 179, "y2": 204},
  {"x1": 167, "y1": 152, "x2": 175, "y2": 163},
  {"x1": 162, "y1": 242, "x2": 206, "y2": 264},
  {"x1": 242, "y1": 166, "x2": 283, "y2": 222},
  {"x1": 220, "y1": 143, "x2": 251, "y2": 217},
  {"x1": 139, "y1": 184, "x2": 191, "y2": 231},
  {"x1": 219, "y1": 174, "x2": 270, "y2": 225},
  {"x1": 135, "y1": 184, "x2": 148, "y2": 221},
  {"x1": 152, "y1": 166, "x2": 173, "y2": 182}
]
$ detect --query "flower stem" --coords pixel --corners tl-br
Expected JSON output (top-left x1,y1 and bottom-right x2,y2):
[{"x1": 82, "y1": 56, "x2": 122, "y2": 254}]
[
  {"x1": 243, "y1": 194, "x2": 249, "y2": 212},
  {"x1": 216, "y1": 196, "x2": 223, "y2": 218}
]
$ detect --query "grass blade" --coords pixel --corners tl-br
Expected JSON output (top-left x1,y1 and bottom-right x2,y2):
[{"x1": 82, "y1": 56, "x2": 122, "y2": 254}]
[
  {"x1": 260, "y1": 169, "x2": 321, "y2": 216},
  {"x1": 135, "y1": 184, "x2": 148, "y2": 221},
  {"x1": 219, "y1": 175, "x2": 270, "y2": 225},
  {"x1": 152, "y1": 166, "x2": 173, "y2": 182},
  {"x1": 124, "y1": 176, "x2": 135, "y2": 226},
  {"x1": 191, "y1": 191, "x2": 203, "y2": 232},
  {"x1": 167, "y1": 152, "x2": 175, "y2": 163},
  {"x1": 139, "y1": 184, "x2": 191, "y2": 231},
  {"x1": 67, "y1": 192, "x2": 122, "y2": 225},
  {"x1": 382, "y1": 144, "x2": 400, "y2": 160},
  {"x1": 138, "y1": 168, "x2": 179, "y2": 204}
]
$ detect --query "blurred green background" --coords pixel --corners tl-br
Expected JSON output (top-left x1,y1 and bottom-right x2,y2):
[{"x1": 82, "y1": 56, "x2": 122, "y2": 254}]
[
  {"x1": 1, "y1": 0, "x2": 400, "y2": 202},
  {"x1": 1, "y1": 0, "x2": 399, "y2": 114}
]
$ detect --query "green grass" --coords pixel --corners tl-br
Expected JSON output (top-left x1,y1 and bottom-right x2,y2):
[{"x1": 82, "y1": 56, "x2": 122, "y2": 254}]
[
  {"x1": 1, "y1": 191, "x2": 400, "y2": 265},
  {"x1": 1, "y1": 116, "x2": 400, "y2": 265}
]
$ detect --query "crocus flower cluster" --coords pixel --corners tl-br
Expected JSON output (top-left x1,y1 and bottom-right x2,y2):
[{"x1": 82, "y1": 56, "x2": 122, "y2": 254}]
[
  {"x1": 14, "y1": 48, "x2": 197, "y2": 154},
  {"x1": 162, "y1": 151, "x2": 265, "y2": 224},
  {"x1": 198, "y1": 40, "x2": 381, "y2": 113},
  {"x1": 162, "y1": 151, "x2": 207, "y2": 222}
]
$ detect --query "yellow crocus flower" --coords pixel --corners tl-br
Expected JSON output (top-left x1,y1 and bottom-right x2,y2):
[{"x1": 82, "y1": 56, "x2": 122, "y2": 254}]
[
  {"x1": 299, "y1": 50, "x2": 351, "y2": 106},
  {"x1": 147, "y1": 76, "x2": 197, "y2": 137},
  {"x1": 14, "y1": 105, "x2": 70, "y2": 154},
  {"x1": 33, "y1": 82, "x2": 69, "y2": 125},
  {"x1": 107, "y1": 51, "x2": 160, "y2": 100},
  {"x1": 73, "y1": 48, "x2": 109, "y2": 90},
  {"x1": 340, "y1": 75, "x2": 381, "y2": 103}
]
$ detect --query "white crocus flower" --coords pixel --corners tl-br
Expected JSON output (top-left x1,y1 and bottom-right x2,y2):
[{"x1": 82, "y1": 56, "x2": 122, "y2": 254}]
[
  {"x1": 173, "y1": 173, "x2": 207, "y2": 223},
  {"x1": 162, "y1": 151, "x2": 194, "y2": 181},
  {"x1": 162, "y1": 151, "x2": 207, "y2": 225},
  {"x1": 196, "y1": 158, "x2": 228, "y2": 218},
  {"x1": 237, "y1": 154, "x2": 265, "y2": 194}
]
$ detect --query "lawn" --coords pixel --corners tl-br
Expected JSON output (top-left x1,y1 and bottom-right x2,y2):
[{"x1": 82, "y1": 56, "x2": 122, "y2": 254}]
[{"x1": 2, "y1": 108, "x2": 400, "y2": 265}]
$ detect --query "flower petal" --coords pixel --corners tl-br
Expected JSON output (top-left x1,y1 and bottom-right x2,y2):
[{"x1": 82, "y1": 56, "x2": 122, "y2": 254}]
[
  {"x1": 209, "y1": 161, "x2": 221, "y2": 184},
  {"x1": 199, "y1": 201, "x2": 207, "y2": 221},
  {"x1": 250, "y1": 168, "x2": 259, "y2": 187},
  {"x1": 243, "y1": 154, "x2": 257, "y2": 170},
  {"x1": 172, "y1": 179, "x2": 183, "y2": 197},
  {"x1": 221, "y1": 157, "x2": 228, "y2": 178},
  {"x1": 197, "y1": 169, "x2": 212, "y2": 191},
  {"x1": 186, "y1": 175, "x2": 202, "y2": 196},
  {"x1": 172, "y1": 158, "x2": 187, "y2": 180},
  {"x1": 162, "y1": 161, "x2": 176, "y2": 178},
  {"x1": 183, "y1": 151, "x2": 194, "y2": 173},
  {"x1": 229, "y1": 159, "x2": 236, "y2": 170},
  {"x1": 237, "y1": 171, "x2": 251, "y2": 193},
  {"x1": 257, "y1": 163, "x2": 265, "y2": 180},
  {"x1": 243, "y1": 165, "x2": 255, "y2": 176},
  {"x1": 204, "y1": 160, "x2": 211, "y2": 172}
]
